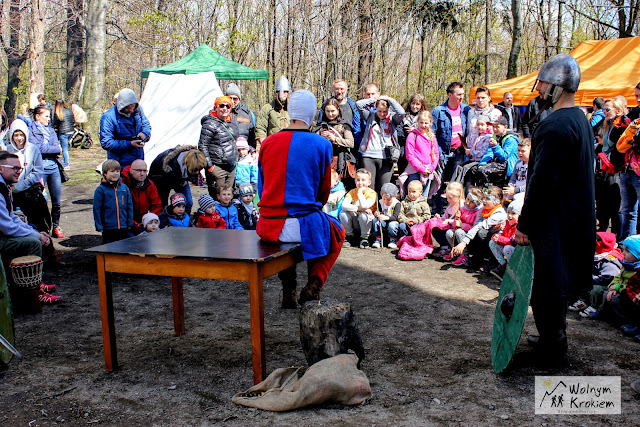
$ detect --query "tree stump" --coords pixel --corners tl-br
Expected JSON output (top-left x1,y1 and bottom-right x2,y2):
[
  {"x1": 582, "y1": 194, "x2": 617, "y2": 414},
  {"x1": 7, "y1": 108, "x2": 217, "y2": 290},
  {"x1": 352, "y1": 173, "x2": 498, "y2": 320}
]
[{"x1": 299, "y1": 298, "x2": 365, "y2": 367}]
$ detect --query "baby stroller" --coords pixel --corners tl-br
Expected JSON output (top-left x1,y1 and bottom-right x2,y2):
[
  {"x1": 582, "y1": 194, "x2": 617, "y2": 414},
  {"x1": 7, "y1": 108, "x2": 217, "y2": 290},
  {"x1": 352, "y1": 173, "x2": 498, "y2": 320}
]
[{"x1": 70, "y1": 125, "x2": 93, "y2": 149}]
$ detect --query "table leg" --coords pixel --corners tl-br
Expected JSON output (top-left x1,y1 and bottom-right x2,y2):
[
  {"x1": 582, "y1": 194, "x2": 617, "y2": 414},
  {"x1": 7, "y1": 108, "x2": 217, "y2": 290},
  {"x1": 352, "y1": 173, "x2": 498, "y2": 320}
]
[
  {"x1": 97, "y1": 254, "x2": 117, "y2": 370},
  {"x1": 248, "y1": 264, "x2": 266, "y2": 384},
  {"x1": 171, "y1": 277, "x2": 185, "y2": 336}
]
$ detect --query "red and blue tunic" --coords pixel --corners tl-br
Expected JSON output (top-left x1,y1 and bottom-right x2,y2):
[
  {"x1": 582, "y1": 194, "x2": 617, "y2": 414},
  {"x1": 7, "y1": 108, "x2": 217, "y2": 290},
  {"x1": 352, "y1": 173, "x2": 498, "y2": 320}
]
[{"x1": 257, "y1": 129, "x2": 342, "y2": 260}]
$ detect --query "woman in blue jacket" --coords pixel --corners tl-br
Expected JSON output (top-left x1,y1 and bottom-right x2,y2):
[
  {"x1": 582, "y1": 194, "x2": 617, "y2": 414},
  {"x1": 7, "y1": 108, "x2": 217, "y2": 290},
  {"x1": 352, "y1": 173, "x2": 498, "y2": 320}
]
[{"x1": 18, "y1": 105, "x2": 65, "y2": 238}]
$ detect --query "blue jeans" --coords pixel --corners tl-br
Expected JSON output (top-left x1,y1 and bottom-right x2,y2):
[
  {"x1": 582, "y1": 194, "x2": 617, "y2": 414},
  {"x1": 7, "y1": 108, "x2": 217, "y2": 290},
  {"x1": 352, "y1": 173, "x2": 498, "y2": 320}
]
[
  {"x1": 42, "y1": 165, "x2": 62, "y2": 227},
  {"x1": 434, "y1": 149, "x2": 465, "y2": 214},
  {"x1": 407, "y1": 172, "x2": 431, "y2": 197},
  {"x1": 619, "y1": 171, "x2": 640, "y2": 240},
  {"x1": 373, "y1": 219, "x2": 399, "y2": 240},
  {"x1": 59, "y1": 133, "x2": 71, "y2": 167},
  {"x1": 177, "y1": 182, "x2": 193, "y2": 215},
  {"x1": 397, "y1": 222, "x2": 411, "y2": 238}
]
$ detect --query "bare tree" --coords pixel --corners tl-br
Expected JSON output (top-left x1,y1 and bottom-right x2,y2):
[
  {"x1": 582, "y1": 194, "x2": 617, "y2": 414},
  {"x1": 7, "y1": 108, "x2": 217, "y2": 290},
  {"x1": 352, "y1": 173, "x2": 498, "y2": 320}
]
[
  {"x1": 2, "y1": 0, "x2": 29, "y2": 118},
  {"x1": 357, "y1": 0, "x2": 372, "y2": 89},
  {"x1": 83, "y1": 0, "x2": 107, "y2": 133},
  {"x1": 66, "y1": 0, "x2": 84, "y2": 101},
  {"x1": 30, "y1": 0, "x2": 46, "y2": 93},
  {"x1": 507, "y1": 0, "x2": 522, "y2": 78}
]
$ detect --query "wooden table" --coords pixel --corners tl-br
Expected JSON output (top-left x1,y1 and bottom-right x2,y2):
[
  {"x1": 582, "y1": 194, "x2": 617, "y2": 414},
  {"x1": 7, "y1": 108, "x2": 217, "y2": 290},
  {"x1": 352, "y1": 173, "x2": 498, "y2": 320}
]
[{"x1": 87, "y1": 228, "x2": 302, "y2": 384}]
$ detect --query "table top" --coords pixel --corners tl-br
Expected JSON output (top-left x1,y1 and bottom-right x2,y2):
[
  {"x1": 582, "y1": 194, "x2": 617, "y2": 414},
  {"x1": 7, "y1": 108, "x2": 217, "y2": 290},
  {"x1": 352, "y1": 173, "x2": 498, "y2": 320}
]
[{"x1": 86, "y1": 228, "x2": 301, "y2": 262}]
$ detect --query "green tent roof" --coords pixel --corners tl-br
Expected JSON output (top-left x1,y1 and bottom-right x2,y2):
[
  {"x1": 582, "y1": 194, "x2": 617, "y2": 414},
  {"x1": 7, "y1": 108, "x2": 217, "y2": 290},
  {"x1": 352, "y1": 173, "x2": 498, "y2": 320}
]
[{"x1": 141, "y1": 44, "x2": 269, "y2": 80}]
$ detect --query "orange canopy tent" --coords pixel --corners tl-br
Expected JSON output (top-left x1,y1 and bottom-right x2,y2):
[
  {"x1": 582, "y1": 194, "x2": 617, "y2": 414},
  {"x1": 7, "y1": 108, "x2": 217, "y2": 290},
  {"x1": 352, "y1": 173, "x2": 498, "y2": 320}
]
[{"x1": 470, "y1": 37, "x2": 640, "y2": 108}]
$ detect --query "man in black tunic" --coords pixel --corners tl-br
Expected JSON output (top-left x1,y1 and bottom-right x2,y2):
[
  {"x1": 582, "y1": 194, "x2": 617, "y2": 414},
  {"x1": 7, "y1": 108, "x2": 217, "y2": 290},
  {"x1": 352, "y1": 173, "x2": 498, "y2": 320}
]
[{"x1": 514, "y1": 53, "x2": 596, "y2": 367}]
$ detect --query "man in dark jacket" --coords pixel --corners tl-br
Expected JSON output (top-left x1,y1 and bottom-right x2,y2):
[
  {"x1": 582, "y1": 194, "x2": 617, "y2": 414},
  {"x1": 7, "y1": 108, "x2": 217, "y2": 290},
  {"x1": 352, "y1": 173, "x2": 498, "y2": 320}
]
[
  {"x1": 121, "y1": 159, "x2": 162, "y2": 232},
  {"x1": 515, "y1": 53, "x2": 595, "y2": 368},
  {"x1": 99, "y1": 89, "x2": 151, "y2": 168},
  {"x1": 316, "y1": 79, "x2": 362, "y2": 145},
  {"x1": 521, "y1": 92, "x2": 552, "y2": 138},
  {"x1": 226, "y1": 84, "x2": 257, "y2": 149},
  {"x1": 495, "y1": 92, "x2": 521, "y2": 134}
]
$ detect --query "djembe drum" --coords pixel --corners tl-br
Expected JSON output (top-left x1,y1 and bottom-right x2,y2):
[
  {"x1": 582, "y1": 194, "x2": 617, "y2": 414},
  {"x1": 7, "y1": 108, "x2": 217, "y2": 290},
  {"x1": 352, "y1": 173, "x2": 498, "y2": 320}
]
[{"x1": 9, "y1": 256, "x2": 43, "y2": 289}]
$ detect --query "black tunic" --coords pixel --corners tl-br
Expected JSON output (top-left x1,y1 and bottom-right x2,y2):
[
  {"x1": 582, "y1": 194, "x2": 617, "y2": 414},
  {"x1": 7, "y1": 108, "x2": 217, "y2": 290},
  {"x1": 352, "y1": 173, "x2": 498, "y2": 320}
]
[{"x1": 518, "y1": 107, "x2": 596, "y2": 298}]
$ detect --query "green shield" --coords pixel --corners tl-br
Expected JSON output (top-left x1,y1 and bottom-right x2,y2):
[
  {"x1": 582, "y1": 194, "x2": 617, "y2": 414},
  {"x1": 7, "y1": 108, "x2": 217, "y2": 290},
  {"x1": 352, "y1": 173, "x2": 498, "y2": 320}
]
[
  {"x1": 491, "y1": 245, "x2": 534, "y2": 373},
  {"x1": 0, "y1": 258, "x2": 15, "y2": 364}
]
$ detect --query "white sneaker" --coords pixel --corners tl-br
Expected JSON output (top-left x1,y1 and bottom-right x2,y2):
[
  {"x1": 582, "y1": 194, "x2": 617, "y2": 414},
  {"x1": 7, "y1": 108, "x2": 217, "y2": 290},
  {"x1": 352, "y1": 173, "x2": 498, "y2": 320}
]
[
  {"x1": 568, "y1": 299, "x2": 587, "y2": 312},
  {"x1": 579, "y1": 306, "x2": 597, "y2": 318},
  {"x1": 388, "y1": 241, "x2": 398, "y2": 249},
  {"x1": 371, "y1": 240, "x2": 381, "y2": 249}
]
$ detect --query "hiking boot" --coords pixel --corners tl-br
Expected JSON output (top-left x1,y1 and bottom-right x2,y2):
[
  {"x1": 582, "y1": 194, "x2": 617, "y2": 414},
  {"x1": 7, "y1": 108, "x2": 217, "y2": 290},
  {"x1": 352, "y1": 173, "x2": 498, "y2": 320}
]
[
  {"x1": 38, "y1": 291, "x2": 63, "y2": 304},
  {"x1": 299, "y1": 277, "x2": 322, "y2": 306},
  {"x1": 371, "y1": 239, "x2": 381, "y2": 249},
  {"x1": 40, "y1": 282, "x2": 56, "y2": 293},
  {"x1": 568, "y1": 299, "x2": 588, "y2": 312},
  {"x1": 281, "y1": 288, "x2": 298, "y2": 309},
  {"x1": 52, "y1": 227, "x2": 66, "y2": 238},
  {"x1": 359, "y1": 238, "x2": 369, "y2": 249},
  {"x1": 387, "y1": 240, "x2": 398, "y2": 249}
]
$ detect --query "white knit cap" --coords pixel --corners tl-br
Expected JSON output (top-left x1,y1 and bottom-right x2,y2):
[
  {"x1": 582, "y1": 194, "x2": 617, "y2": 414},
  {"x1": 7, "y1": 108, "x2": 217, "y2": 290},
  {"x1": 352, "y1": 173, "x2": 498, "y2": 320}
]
[{"x1": 288, "y1": 90, "x2": 317, "y2": 127}]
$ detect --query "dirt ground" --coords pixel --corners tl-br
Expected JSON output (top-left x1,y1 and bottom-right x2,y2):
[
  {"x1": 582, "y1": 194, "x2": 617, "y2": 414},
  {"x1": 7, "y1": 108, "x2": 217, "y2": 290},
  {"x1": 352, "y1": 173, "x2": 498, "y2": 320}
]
[{"x1": 1, "y1": 148, "x2": 639, "y2": 426}]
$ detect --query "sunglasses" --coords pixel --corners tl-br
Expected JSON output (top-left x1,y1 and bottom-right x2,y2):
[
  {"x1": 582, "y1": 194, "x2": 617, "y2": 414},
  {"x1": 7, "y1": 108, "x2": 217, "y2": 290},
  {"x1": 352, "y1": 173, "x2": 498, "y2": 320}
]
[
  {"x1": 218, "y1": 104, "x2": 232, "y2": 109},
  {"x1": 604, "y1": 107, "x2": 613, "y2": 112},
  {"x1": 0, "y1": 164, "x2": 23, "y2": 172},
  {"x1": 356, "y1": 168, "x2": 371, "y2": 176}
]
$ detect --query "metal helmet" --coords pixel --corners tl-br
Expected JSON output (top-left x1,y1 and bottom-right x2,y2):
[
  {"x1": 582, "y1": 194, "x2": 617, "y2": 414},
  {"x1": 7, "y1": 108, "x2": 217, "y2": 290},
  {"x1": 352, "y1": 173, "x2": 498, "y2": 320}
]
[
  {"x1": 534, "y1": 53, "x2": 581, "y2": 103},
  {"x1": 274, "y1": 76, "x2": 291, "y2": 98}
]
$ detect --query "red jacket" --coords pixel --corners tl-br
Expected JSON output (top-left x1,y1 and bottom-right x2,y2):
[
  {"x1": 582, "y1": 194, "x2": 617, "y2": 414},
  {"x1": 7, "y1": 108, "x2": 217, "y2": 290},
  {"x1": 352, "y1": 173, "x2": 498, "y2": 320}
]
[
  {"x1": 195, "y1": 211, "x2": 227, "y2": 229},
  {"x1": 121, "y1": 166, "x2": 163, "y2": 229},
  {"x1": 495, "y1": 219, "x2": 518, "y2": 246}
]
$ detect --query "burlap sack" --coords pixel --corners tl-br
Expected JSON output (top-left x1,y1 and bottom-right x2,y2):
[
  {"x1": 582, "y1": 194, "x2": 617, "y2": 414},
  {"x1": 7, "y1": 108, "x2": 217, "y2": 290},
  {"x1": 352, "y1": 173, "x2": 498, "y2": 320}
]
[{"x1": 232, "y1": 352, "x2": 372, "y2": 411}]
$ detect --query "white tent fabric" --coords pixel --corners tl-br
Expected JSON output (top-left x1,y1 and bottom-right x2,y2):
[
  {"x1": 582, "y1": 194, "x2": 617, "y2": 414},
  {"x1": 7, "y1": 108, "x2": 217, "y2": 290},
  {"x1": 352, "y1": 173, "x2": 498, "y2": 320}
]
[{"x1": 140, "y1": 71, "x2": 222, "y2": 165}]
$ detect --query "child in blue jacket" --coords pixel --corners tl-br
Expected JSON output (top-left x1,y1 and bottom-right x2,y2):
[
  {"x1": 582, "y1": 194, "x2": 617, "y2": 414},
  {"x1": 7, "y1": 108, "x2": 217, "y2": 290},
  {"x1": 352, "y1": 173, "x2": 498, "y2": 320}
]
[
  {"x1": 93, "y1": 159, "x2": 133, "y2": 243},
  {"x1": 160, "y1": 193, "x2": 191, "y2": 228},
  {"x1": 216, "y1": 185, "x2": 244, "y2": 229},
  {"x1": 471, "y1": 116, "x2": 519, "y2": 187}
]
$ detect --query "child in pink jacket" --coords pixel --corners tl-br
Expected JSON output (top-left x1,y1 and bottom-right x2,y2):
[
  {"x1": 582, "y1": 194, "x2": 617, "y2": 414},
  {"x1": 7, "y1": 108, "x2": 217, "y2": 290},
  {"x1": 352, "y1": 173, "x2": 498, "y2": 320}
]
[
  {"x1": 443, "y1": 187, "x2": 483, "y2": 260},
  {"x1": 398, "y1": 111, "x2": 440, "y2": 198}
]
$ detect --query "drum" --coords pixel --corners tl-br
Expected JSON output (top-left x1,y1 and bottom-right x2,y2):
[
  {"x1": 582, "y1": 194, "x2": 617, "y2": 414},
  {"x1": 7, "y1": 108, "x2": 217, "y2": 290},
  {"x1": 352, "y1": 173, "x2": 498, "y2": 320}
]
[{"x1": 8, "y1": 256, "x2": 43, "y2": 289}]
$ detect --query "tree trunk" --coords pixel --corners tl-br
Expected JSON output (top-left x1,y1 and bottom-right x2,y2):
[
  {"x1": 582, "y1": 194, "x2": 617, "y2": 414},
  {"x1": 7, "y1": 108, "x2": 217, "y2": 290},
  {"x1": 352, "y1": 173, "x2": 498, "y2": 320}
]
[
  {"x1": 405, "y1": 32, "x2": 415, "y2": 95},
  {"x1": 3, "y1": 0, "x2": 28, "y2": 120},
  {"x1": 484, "y1": 0, "x2": 491, "y2": 84},
  {"x1": 83, "y1": 0, "x2": 107, "y2": 134},
  {"x1": 507, "y1": 0, "x2": 522, "y2": 79},
  {"x1": 556, "y1": 0, "x2": 562, "y2": 53},
  {"x1": 30, "y1": 0, "x2": 46, "y2": 94},
  {"x1": 357, "y1": 0, "x2": 372, "y2": 89},
  {"x1": 66, "y1": 0, "x2": 85, "y2": 102},
  {"x1": 266, "y1": 0, "x2": 276, "y2": 98},
  {"x1": 417, "y1": 32, "x2": 427, "y2": 94}
]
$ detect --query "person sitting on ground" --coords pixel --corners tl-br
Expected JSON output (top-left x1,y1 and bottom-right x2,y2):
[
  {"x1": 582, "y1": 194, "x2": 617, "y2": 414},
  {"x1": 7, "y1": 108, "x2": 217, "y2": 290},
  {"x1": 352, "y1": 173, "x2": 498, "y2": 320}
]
[
  {"x1": 450, "y1": 186, "x2": 506, "y2": 268},
  {"x1": 99, "y1": 88, "x2": 151, "y2": 168},
  {"x1": 233, "y1": 183, "x2": 258, "y2": 230},
  {"x1": 235, "y1": 137, "x2": 258, "y2": 193},
  {"x1": 398, "y1": 182, "x2": 463, "y2": 259},
  {"x1": 396, "y1": 180, "x2": 431, "y2": 240},
  {"x1": 467, "y1": 116, "x2": 519, "y2": 188},
  {"x1": 0, "y1": 151, "x2": 60, "y2": 303},
  {"x1": 194, "y1": 194, "x2": 226, "y2": 229},
  {"x1": 121, "y1": 159, "x2": 162, "y2": 233},
  {"x1": 487, "y1": 199, "x2": 523, "y2": 279},
  {"x1": 160, "y1": 193, "x2": 190, "y2": 228},
  {"x1": 372, "y1": 183, "x2": 400, "y2": 249},
  {"x1": 215, "y1": 185, "x2": 244, "y2": 230},
  {"x1": 570, "y1": 232, "x2": 623, "y2": 317},
  {"x1": 398, "y1": 110, "x2": 440, "y2": 198},
  {"x1": 140, "y1": 212, "x2": 159, "y2": 234},
  {"x1": 339, "y1": 168, "x2": 377, "y2": 248},
  {"x1": 502, "y1": 138, "x2": 530, "y2": 204},
  {"x1": 322, "y1": 169, "x2": 346, "y2": 218},
  {"x1": 93, "y1": 159, "x2": 134, "y2": 243},
  {"x1": 443, "y1": 187, "x2": 484, "y2": 261},
  {"x1": 588, "y1": 236, "x2": 640, "y2": 333}
]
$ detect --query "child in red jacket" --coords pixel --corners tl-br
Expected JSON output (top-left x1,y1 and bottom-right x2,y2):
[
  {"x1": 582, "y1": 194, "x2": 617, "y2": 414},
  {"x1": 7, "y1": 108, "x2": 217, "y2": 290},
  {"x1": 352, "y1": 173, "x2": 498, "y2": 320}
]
[
  {"x1": 487, "y1": 199, "x2": 522, "y2": 279},
  {"x1": 194, "y1": 194, "x2": 226, "y2": 229}
]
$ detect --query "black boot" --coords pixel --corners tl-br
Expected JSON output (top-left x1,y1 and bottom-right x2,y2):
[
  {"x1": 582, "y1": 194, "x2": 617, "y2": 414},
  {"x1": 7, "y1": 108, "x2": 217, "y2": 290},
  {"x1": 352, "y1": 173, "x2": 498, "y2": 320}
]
[
  {"x1": 299, "y1": 276, "x2": 322, "y2": 306},
  {"x1": 279, "y1": 267, "x2": 298, "y2": 309}
]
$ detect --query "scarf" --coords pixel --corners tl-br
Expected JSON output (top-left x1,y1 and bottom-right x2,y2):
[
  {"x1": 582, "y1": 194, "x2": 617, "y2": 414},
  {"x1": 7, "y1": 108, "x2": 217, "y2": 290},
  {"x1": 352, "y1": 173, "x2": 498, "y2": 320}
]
[
  {"x1": 35, "y1": 121, "x2": 52, "y2": 143},
  {"x1": 481, "y1": 204, "x2": 501, "y2": 219},
  {"x1": 621, "y1": 259, "x2": 640, "y2": 271}
]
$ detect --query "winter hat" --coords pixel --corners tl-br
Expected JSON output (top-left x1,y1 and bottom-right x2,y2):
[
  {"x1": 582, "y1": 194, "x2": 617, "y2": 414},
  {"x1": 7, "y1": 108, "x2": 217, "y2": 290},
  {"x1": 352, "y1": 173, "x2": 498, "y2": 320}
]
[
  {"x1": 198, "y1": 194, "x2": 215, "y2": 212},
  {"x1": 238, "y1": 183, "x2": 255, "y2": 198},
  {"x1": 142, "y1": 213, "x2": 159, "y2": 229},
  {"x1": 596, "y1": 232, "x2": 617, "y2": 254},
  {"x1": 380, "y1": 183, "x2": 399, "y2": 198},
  {"x1": 170, "y1": 193, "x2": 186, "y2": 207},
  {"x1": 507, "y1": 199, "x2": 523, "y2": 215},
  {"x1": 225, "y1": 83, "x2": 241, "y2": 99},
  {"x1": 494, "y1": 116, "x2": 509, "y2": 127},
  {"x1": 236, "y1": 137, "x2": 249, "y2": 150},
  {"x1": 476, "y1": 115, "x2": 491, "y2": 124},
  {"x1": 288, "y1": 90, "x2": 317, "y2": 127},
  {"x1": 622, "y1": 235, "x2": 640, "y2": 261}
]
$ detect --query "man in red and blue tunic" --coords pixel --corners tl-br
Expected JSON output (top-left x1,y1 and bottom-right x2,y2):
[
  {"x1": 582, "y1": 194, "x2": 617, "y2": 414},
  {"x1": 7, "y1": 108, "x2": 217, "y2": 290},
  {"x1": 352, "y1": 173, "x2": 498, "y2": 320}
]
[{"x1": 257, "y1": 90, "x2": 345, "y2": 308}]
